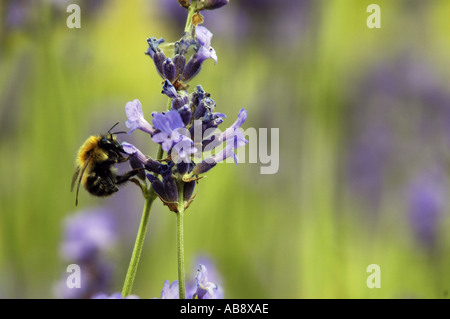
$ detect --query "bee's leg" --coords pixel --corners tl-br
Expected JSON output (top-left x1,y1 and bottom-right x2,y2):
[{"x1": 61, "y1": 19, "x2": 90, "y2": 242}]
[
  {"x1": 115, "y1": 168, "x2": 144, "y2": 185},
  {"x1": 116, "y1": 156, "x2": 130, "y2": 163}
]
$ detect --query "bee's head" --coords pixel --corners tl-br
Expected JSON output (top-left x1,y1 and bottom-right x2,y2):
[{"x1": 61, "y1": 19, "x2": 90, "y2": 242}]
[{"x1": 99, "y1": 122, "x2": 127, "y2": 152}]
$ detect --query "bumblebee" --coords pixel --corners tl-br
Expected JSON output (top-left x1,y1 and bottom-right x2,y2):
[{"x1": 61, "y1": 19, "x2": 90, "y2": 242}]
[{"x1": 71, "y1": 123, "x2": 140, "y2": 206}]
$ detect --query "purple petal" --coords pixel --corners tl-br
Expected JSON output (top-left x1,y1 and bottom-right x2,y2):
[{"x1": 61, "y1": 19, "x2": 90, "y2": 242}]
[
  {"x1": 152, "y1": 112, "x2": 172, "y2": 133},
  {"x1": 125, "y1": 99, "x2": 144, "y2": 121},
  {"x1": 152, "y1": 110, "x2": 184, "y2": 134},
  {"x1": 166, "y1": 110, "x2": 185, "y2": 130},
  {"x1": 121, "y1": 142, "x2": 138, "y2": 155},
  {"x1": 162, "y1": 79, "x2": 178, "y2": 98},
  {"x1": 232, "y1": 108, "x2": 247, "y2": 129},
  {"x1": 151, "y1": 132, "x2": 173, "y2": 152},
  {"x1": 160, "y1": 280, "x2": 179, "y2": 299},
  {"x1": 125, "y1": 99, "x2": 155, "y2": 135},
  {"x1": 195, "y1": 26, "x2": 212, "y2": 47},
  {"x1": 121, "y1": 142, "x2": 148, "y2": 164},
  {"x1": 194, "y1": 26, "x2": 217, "y2": 64}
]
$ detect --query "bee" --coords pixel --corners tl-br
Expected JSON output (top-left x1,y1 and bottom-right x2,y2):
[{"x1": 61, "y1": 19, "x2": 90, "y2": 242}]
[{"x1": 71, "y1": 123, "x2": 141, "y2": 206}]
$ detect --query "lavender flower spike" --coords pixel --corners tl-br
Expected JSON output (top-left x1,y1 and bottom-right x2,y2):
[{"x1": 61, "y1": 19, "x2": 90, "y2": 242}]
[{"x1": 125, "y1": 99, "x2": 156, "y2": 135}]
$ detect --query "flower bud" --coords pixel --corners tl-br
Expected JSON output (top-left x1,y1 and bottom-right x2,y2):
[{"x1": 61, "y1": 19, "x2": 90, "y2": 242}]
[
  {"x1": 173, "y1": 54, "x2": 186, "y2": 81},
  {"x1": 162, "y1": 79, "x2": 178, "y2": 99},
  {"x1": 147, "y1": 174, "x2": 168, "y2": 202},
  {"x1": 181, "y1": 56, "x2": 202, "y2": 83},
  {"x1": 153, "y1": 51, "x2": 166, "y2": 78},
  {"x1": 179, "y1": 105, "x2": 192, "y2": 126},
  {"x1": 192, "y1": 160, "x2": 217, "y2": 176},
  {"x1": 144, "y1": 158, "x2": 161, "y2": 174},
  {"x1": 178, "y1": 0, "x2": 190, "y2": 9},
  {"x1": 193, "y1": 99, "x2": 207, "y2": 120},
  {"x1": 163, "y1": 58, "x2": 177, "y2": 82},
  {"x1": 177, "y1": 162, "x2": 190, "y2": 176},
  {"x1": 129, "y1": 156, "x2": 146, "y2": 180},
  {"x1": 172, "y1": 97, "x2": 186, "y2": 110},
  {"x1": 160, "y1": 164, "x2": 178, "y2": 203},
  {"x1": 183, "y1": 180, "x2": 196, "y2": 202},
  {"x1": 145, "y1": 37, "x2": 165, "y2": 59},
  {"x1": 198, "y1": 0, "x2": 229, "y2": 10}
]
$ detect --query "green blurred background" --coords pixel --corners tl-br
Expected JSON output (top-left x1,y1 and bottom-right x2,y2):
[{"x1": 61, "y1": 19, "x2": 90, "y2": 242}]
[{"x1": 1, "y1": 0, "x2": 450, "y2": 298}]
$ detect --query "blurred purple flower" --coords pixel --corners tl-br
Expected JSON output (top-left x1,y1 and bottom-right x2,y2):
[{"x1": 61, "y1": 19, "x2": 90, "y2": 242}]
[
  {"x1": 345, "y1": 55, "x2": 450, "y2": 213},
  {"x1": 4, "y1": 0, "x2": 31, "y2": 29},
  {"x1": 54, "y1": 260, "x2": 113, "y2": 299},
  {"x1": 60, "y1": 208, "x2": 117, "y2": 262},
  {"x1": 92, "y1": 292, "x2": 140, "y2": 299},
  {"x1": 55, "y1": 208, "x2": 118, "y2": 299},
  {"x1": 407, "y1": 167, "x2": 446, "y2": 249}
]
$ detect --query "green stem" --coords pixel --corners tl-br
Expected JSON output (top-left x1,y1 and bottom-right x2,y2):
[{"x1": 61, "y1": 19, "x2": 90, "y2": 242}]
[
  {"x1": 176, "y1": 209, "x2": 185, "y2": 299},
  {"x1": 121, "y1": 193, "x2": 155, "y2": 297},
  {"x1": 176, "y1": 180, "x2": 186, "y2": 299},
  {"x1": 184, "y1": 5, "x2": 197, "y2": 33}
]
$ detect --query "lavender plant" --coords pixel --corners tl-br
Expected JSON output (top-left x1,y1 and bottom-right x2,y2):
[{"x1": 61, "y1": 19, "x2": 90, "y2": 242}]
[{"x1": 91, "y1": 0, "x2": 246, "y2": 299}]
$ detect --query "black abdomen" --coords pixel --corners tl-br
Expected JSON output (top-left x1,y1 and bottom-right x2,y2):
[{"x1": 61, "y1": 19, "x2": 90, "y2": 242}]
[{"x1": 84, "y1": 168, "x2": 119, "y2": 197}]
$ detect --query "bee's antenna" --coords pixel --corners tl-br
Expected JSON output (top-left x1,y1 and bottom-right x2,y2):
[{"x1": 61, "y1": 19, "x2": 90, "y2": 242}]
[
  {"x1": 108, "y1": 122, "x2": 120, "y2": 134},
  {"x1": 108, "y1": 122, "x2": 126, "y2": 137}
]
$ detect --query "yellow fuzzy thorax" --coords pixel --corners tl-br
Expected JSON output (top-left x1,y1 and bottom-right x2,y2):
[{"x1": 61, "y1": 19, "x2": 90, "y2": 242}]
[{"x1": 76, "y1": 135, "x2": 110, "y2": 168}]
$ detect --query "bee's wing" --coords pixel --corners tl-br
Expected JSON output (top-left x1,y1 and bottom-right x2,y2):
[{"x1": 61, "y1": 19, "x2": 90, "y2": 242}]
[{"x1": 71, "y1": 155, "x2": 92, "y2": 206}]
